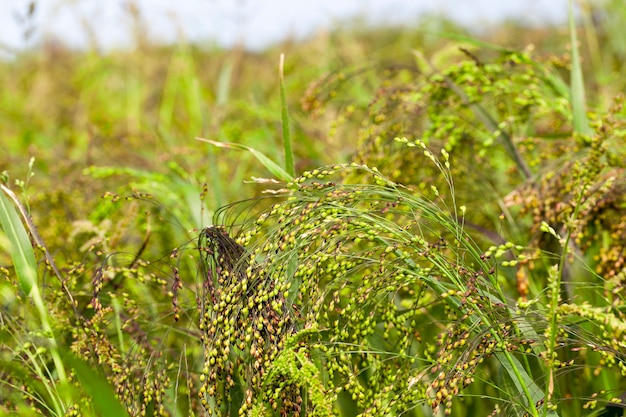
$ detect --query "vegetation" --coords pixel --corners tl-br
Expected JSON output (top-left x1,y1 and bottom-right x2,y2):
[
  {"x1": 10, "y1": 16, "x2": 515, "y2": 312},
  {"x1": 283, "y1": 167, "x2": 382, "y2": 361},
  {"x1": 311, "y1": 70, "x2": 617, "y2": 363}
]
[{"x1": 1, "y1": 1, "x2": 626, "y2": 416}]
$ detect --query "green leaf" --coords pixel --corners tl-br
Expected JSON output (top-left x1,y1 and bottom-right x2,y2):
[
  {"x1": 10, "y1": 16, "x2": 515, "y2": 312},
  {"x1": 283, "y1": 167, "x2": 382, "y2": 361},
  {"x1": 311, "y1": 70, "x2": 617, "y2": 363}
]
[
  {"x1": 569, "y1": 0, "x2": 592, "y2": 136},
  {"x1": 196, "y1": 137, "x2": 294, "y2": 182},
  {"x1": 496, "y1": 352, "x2": 560, "y2": 417},
  {"x1": 62, "y1": 351, "x2": 130, "y2": 417},
  {"x1": 279, "y1": 53, "x2": 296, "y2": 178},
  {"x1": 0, "y1": 186, "x2": 37, "y2": 295}
]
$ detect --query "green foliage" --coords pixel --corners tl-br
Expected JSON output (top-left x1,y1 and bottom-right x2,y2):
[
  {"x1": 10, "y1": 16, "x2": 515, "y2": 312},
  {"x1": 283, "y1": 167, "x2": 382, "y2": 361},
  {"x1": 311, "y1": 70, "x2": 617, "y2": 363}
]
[
  {"x1": 2, "y1": 4, "x2": 626, "y2": 417},
  {"x1": 0, "y1": 185, "x2": 38, "y2": 296},
  {"x1": 197, "y1": 138, "x2": 294, "y2": 182},
  {"x1": 235, "y1": 162, "x2": 535, "y2": 415},
  {"x1": 279, "y1": 53, "x2": 296, "y2": 178},
  {"x1": 61, "y1": 351, "x2": 130, "y2": 417}
]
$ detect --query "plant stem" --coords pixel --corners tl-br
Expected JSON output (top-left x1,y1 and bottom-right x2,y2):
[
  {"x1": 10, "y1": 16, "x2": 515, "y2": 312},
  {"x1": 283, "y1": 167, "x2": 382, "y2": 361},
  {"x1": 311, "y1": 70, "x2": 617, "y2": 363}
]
[{"x1": 279, "y1": 53, "x2": 296, "y2": 178}]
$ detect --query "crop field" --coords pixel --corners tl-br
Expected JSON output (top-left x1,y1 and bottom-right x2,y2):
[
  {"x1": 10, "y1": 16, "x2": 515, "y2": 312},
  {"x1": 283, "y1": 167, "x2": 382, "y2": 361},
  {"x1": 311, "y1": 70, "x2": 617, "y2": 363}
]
[{"x1": 1, "y1": 1, "x2": 625, "y2": 416}]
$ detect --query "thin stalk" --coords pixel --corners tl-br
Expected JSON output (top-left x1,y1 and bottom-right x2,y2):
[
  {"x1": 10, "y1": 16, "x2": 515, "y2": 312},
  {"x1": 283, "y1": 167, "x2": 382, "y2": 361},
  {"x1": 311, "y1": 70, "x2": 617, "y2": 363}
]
[
  {"x1": 544, "y1": 179, "x2": 585, "y2": 417},
  {"x1": 569, "y1": 0, "x2": 592, "y2": 136},
  {"x1": 279, "y1": 53, "x2": 296, "y2": 178}
]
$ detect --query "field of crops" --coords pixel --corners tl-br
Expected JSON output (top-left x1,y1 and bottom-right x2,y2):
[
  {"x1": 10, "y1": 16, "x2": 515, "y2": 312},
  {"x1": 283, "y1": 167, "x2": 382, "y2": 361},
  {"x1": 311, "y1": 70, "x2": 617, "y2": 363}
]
[{"x1": 1, "y1": 2, "x2": 626, "y2": 416}]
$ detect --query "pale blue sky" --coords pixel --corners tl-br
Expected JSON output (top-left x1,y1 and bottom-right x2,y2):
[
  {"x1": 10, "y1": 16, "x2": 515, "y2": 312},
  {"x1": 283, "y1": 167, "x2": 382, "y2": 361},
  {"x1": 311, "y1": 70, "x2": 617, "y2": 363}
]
[{"x1": 1, "y1": 0, "x2": 570, "y2": 53}]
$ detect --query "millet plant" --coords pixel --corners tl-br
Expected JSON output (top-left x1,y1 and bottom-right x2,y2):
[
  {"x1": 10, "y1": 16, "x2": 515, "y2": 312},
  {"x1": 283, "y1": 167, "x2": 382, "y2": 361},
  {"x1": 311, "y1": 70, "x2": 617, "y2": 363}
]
[{"x1": 2, "y1": 3, "x2": 626, "y2": 416}]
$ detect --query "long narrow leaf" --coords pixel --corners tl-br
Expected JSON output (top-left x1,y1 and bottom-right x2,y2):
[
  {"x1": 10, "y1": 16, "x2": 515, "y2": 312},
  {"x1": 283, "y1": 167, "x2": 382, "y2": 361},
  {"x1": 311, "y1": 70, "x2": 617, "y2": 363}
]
[
  {"x1": 196, "y1": 137, "x2": 293, "y2": 182},
  {"x1": 0, "y1": 184, "x2": 71, "y2": 408},
  {"x1": 62, "y1": 351, "x2": 130, "y2": 417},
  {"x1": 569, "y1": 0, "x2": 592, "y2": 136},
  {"x1": 496, "y1": 352, "x2": 560, "y2": 417},
  {"x1": 279, "y1": 53, "x2": 296, "y2": 177},
  {"x1": 0, "y1": 185, "x2": 37, "y2": 295}
]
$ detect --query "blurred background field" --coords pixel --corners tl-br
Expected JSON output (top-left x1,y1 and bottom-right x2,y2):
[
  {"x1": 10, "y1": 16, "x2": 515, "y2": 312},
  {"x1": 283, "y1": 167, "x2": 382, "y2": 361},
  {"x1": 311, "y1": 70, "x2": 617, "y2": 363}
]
[{"x1": 2, "y1": 1, "x2": 626, "y2": 416}]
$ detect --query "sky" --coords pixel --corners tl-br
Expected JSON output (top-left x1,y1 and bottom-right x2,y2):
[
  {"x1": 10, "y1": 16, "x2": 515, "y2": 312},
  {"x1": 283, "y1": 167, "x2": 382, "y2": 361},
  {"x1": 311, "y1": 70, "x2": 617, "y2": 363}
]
[{"x1": 1, "y1": 0, "x2": 571, "y2": 54}]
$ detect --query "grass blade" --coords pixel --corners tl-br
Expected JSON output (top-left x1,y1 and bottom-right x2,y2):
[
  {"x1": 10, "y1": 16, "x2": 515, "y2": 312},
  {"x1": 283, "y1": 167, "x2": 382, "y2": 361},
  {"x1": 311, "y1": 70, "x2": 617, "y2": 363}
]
[
  {"x1": 0, "y1": 184, "x2": 37, "y2": 295},
  {"x1": 196, "y1": 137, "x2": 294, "y2": 182},
  {"x1": 279, "y1": 53, "x2": 296, "y2": 178},
  {"x1": 1, "y1": 184, "x2": 70, "y2": 412},
  {"x1": 496, "y1": 352, "x2": 560, "y2": 417},
  {"x1": 62, "y1": 351, "x2": 130, "y2": 417},
  {"x1": 569, "y1": 0, "x2": 592, "y2": 136}
]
